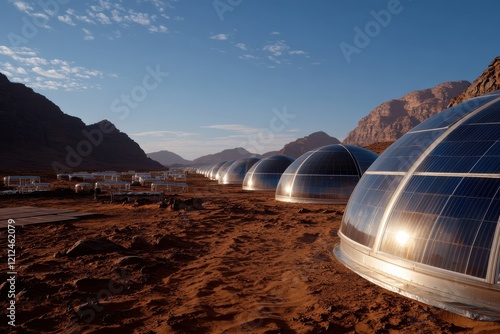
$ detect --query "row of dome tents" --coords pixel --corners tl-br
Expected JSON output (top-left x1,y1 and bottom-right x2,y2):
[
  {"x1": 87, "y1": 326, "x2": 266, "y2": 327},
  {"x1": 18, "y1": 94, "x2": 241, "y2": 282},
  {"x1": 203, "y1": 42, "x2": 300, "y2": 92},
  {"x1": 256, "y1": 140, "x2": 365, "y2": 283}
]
[
  {"x1": 196, "y1": 144, "x2": 379, "y2": 204},
  {"x1": 196, "y1": 91, "x2": 500, "y2": 321}
]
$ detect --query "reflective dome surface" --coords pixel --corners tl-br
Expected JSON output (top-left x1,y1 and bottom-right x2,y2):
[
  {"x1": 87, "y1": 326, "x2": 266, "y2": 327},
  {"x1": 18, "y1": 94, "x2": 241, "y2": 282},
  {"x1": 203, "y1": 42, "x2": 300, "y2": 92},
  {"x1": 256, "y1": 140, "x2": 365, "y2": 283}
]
[
  {"x1": 219, "y1": 157, "x2": 260, "y2": 185},
  {"x1": 335, "y1": 91, "x2": 500, "y2": 320},
  {"x1": 275, "y1": 144, "x2": 378, "y2": 204},
  {"x1": 242, "y1": 155, "x2": 294, "y2": 191}
]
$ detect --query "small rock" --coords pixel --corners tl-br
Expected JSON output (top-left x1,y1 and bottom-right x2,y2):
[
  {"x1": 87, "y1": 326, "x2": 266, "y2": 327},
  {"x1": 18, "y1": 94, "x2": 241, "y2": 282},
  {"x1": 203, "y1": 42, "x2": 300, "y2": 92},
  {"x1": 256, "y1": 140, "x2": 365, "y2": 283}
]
[
  {"x1": 74, "y1": 277, "x2": 114, "y2": 292},
  {"x1": 66, "y1": 237, "x2": 125, "y2": 257}
]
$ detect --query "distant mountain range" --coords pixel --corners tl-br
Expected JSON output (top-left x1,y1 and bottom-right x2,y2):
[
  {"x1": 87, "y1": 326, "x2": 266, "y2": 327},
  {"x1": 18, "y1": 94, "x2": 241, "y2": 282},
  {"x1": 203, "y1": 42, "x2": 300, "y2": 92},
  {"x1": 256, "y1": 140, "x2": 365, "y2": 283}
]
[
  {"x1": 3, "y1": 55, "x2": 499, "y2": 171},
  {"x1": 0, "y1": 73, "x2": 162, "y2": 171},
  {"x1": 147, "y1": 131, "x2": 341, "y2": 166},
  {"x1": 342, "y1": 80, "x2": 470, "y2": 147},
  {"x1": 146, "y1": 150, "x2": 192, "y2": 167}
]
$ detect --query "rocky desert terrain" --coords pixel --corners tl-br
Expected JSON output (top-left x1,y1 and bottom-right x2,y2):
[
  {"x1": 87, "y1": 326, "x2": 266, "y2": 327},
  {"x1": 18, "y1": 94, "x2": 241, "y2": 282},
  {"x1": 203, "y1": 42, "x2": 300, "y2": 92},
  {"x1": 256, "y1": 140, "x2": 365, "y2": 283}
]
[{"x1": 1, "y1": 172, "x2": 499, "y2": 334}]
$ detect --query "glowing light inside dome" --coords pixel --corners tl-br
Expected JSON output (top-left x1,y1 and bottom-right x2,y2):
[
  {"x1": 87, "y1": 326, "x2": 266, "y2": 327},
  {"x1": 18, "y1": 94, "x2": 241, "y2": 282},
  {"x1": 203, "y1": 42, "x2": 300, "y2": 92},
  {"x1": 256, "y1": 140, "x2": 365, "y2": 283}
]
[{"x1": 395, "y1": 230, "x2": 410, "y2": 246}]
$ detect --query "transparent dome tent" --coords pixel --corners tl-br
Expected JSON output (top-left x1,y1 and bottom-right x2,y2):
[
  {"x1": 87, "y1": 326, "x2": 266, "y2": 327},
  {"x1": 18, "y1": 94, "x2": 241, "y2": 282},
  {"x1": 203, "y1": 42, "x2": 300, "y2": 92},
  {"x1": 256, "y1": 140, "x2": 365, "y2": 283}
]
[
  {"x1": 275, "y1": 144, "x2": 378, "y2": 204},
  {"x1": 334, "y1": 91, "x2": 500, "y2": 320},
  {"x1": 242, "y1": 155, "x2": 295, "y2": 191},
  {"x1": 219, "y1": 157, "x2": 260, "y2": 185},
  {"x1": 207, "y1": 161, "x2": 227, "y2": 180},
  {"x1": 215, "y1": 160, "x2": 235, "y2": 181}
]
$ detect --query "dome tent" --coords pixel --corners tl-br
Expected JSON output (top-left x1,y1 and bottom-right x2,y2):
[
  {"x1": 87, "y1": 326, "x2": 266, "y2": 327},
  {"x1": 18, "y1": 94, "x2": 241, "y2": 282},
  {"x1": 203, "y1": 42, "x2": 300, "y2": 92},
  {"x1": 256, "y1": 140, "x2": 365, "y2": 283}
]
[
  {"x1": 208, "y1": 161, "x2": 227, "y2": 180},
  {"x1": 219, "y1": 157, "x2": 260, "y2": 185},
  {"x1": 334, "y1": 91, "x2": 500, "y2": 320},
  {"x1": 275, "y1": 144, "x2": 378, "y2": 204},
  {"x1": 242, "y1": 155, "x2": 295, "y2": 191},
  {"x1": 215, "y1": 160, "x2": 234, "y2": 181}
]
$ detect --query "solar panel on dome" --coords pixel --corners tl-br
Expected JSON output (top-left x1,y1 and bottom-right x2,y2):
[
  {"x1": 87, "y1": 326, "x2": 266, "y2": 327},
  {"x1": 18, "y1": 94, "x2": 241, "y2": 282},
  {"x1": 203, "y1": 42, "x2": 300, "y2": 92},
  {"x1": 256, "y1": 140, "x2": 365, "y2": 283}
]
[{"x1": 335, "y1": 90, "x2": 500, "y2": 321}]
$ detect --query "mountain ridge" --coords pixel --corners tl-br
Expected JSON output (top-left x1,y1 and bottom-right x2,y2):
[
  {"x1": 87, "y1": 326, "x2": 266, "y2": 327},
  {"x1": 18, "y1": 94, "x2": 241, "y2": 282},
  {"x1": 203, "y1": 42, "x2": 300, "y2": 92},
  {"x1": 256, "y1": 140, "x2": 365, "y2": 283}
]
[
  {"x1": 342, "y1": 80, "x2": 470, "y2": 147},
  {"x1": 147, "y1": 131, "x2": 341, "y2": 166},
  {"x1": 447, "y1": 56, "x2": 500, "y2": 107},
  {"x1": 0, "y1": 73, "x2": 162, "y2": 171}
]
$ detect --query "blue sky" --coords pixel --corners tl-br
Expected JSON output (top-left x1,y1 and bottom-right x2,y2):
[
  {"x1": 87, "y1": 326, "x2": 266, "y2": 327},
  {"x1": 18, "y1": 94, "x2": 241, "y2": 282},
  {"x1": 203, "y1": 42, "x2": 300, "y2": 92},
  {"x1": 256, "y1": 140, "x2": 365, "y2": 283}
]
[{"x1": 1, "y1": 0, "x2": 499, "y2": 160}]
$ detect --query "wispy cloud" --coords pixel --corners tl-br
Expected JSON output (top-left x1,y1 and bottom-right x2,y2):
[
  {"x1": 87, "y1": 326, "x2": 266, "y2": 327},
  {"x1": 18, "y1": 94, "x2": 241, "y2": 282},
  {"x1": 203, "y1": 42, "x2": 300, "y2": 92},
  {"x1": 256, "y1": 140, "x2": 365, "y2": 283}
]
[
  {"x1": 235, "y1": 43, "x2": 247, "y2": 50},
  {"x1": 58, "y1": 14, "x2": 76, "y2": 26},
  {"x1": 140, "y1": 127, "x2": 303, "y2": 159},
  {"x1": 82, "y1": 28, "x2": 94, "y2": 41},
  {"x1": 11, "y1": 0, "x2": 33, "y2": 13},
  {"x1": 0, "y1": 45, "x2": 106, "y2": 91},
  {"x1": 35, "y1": 0, "x2": 178, "y2": 40},
  {"x1": 289, "y1": 50, "x2": 306, "y2": 55},
  {"x1": 9, "y1": 0, "x2": 52, "y2": 29},
  {"x1": 132, "y1": 130, "x2": 197, "y2": 137},
  {"x1": 210, "y1": 33, "x2": 229, "y2": 41},
  {"x1": 201, "y1": 124, "x2": 261, "y2": 135},
  {"x1": 270, "y1": 31, "x2": 280, "y2": 35},
  {"x1": 263, "y1": 40, "x2": 290, "y2": 56}
]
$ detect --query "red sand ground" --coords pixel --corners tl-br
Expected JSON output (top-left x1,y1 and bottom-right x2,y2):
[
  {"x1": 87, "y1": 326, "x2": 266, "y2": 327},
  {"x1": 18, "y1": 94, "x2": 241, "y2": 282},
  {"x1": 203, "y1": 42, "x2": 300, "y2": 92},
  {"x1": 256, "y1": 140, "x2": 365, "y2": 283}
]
[{"x1": 1, "y1": 173, "x2": 499, "y2": 334}]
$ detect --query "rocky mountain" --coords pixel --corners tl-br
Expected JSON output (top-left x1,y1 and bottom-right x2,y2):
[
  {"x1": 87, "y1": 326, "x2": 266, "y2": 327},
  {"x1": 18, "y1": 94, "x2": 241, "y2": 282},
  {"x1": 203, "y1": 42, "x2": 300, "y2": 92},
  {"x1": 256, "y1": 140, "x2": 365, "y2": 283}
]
[
  {"x1": 447, "y1": 56, "x2": 500, "y2": 107},
  {"x1": 342, "y1": 81, "x2": 470, "y2": 147},
  {"x1": 192, "y1": 147, "x2": 256, "y2": 165},
  {"x1": 147, "y1": 150, "x2": 192, "y2": 167},
  {"x1": 0, "y1": 73, "x2": 162, "y2": 171},
  {"x1": 277, "y1": 131, "x2": 340, "y2": 158}
]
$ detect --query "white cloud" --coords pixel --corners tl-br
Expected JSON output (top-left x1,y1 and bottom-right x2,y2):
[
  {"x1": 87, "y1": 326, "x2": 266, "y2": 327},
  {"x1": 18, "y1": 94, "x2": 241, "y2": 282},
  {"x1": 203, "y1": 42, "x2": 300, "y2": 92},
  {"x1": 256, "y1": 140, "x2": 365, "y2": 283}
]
[
  {"x1": 82, "y1": 28, "x2": 95, "y2": 41},
  {"x1": 32, "y1": 66, "x2": 66, "y2": 79},
  {"x1": 149, "y1": 25, "x2": 168, "y2": 33},
  {"x1": 0, "y1": 45, "x2": 105, "y2": 91},
  {"x1": 235, "y1": 43, "x2": 247, "y2": 50},
  {"x1": 93, "y1": 12, "x2": 112, "y2": 24},
  {"x1": 0, "y1": 62, "x2": 27, "y2": 75},
  {"x1": 76, "y1": 15, "x2": 94, "y2": 24},
  {"x1": 132, "y1": 130, "x2": 197, "y2": 137},
  {"x1": 58, "y1": 15, "x2": 75, "y2": 26},
  {"x1": 45, "y1": 1, "x2": 177, "y2": 40},
  {"x1": 201, "y1": 124, "x2": 261, "y2": 135},
  {"x1": 126, "y1": 10, "x2": 151, "y2": 26},
  {"x1": 263, "y1": 40, "x2": 290, "y2": 56},
  {"x1": 289, "y1": 50, "x2": 306, "y2": 55},
  {"x1": 210, "y1": 33, "x2": 229, "y2": 41},
  {"x1": 11, "y1": 1, "x2": 33, "y2": 13},
  {"x1": 111, "y1": 9, "x2": 123, "y2": 22},
  {"x1": 270, "y1": 31, "x2": 280, "y2": 35},
  {"x1": 239, "y1": 54, "x2": 258, "y2": 61}
]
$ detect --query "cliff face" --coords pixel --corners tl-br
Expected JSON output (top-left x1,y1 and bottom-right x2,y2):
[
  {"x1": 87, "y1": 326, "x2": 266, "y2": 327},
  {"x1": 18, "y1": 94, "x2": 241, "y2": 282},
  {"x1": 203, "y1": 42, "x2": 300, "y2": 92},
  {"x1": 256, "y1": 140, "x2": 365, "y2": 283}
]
[
  {"x1": 342, "y1": 81, "x2": 470, "y2": 147},
  {"x1": 278, "y1": 131, "x2": 340, "y2": 158},
  {"x1": 0, "y1": 73, "x2": 162, "y2": 171},
  {"x1": 447, "y1": 56, "x2": 500, "y2": 107}
]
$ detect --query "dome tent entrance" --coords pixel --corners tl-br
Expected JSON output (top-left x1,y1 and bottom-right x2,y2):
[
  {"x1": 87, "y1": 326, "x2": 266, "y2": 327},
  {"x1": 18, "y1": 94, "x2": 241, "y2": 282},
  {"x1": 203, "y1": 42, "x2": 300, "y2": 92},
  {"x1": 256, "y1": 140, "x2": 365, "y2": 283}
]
[
  {"x1": 275, "y1": 144, "x2": 378, "y2": 204},
  {"x1": 334, "y1": 91, "x2": 500, "y2": 320}
]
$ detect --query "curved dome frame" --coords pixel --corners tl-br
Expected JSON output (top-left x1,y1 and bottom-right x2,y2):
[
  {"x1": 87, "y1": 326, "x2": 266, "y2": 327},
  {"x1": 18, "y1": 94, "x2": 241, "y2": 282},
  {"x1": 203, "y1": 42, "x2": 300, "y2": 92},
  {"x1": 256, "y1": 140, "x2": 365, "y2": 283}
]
[
  {"x1": 242, "y1": 155, "x2": 294, "y2": 191},
  {"x1": 275, "y1": 144, "x2": 378, "y2": 204},
  {"x1": 219, "y1": 157, "x2": 260, "y2": 185},
  {"x1": 335, "y1": 91, "x2": 500, "y2": 321}
]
